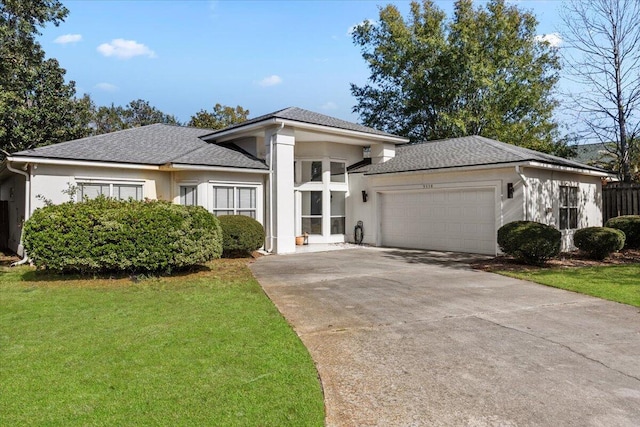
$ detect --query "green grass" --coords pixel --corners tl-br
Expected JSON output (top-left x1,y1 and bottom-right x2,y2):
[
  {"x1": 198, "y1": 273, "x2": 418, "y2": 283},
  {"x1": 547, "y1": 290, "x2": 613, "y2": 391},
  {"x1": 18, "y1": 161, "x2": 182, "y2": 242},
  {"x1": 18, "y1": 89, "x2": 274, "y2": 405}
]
[
  {"x1": 499, "y1": 265, "x2": 640, "y2": 307},
  {"x1": 0, "y1": 260, "x2": 324, "y2": 426}
]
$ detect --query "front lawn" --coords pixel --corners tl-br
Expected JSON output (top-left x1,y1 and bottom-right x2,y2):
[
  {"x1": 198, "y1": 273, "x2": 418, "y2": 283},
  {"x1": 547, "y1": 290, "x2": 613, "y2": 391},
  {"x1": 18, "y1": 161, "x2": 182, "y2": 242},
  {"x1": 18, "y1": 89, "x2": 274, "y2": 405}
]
[
  {"x1": 0, "y1": 259, "x2": 324, "y2": 426},
  {"x1": 499, "y1": 265, "x2": 640, "y2": 307}
]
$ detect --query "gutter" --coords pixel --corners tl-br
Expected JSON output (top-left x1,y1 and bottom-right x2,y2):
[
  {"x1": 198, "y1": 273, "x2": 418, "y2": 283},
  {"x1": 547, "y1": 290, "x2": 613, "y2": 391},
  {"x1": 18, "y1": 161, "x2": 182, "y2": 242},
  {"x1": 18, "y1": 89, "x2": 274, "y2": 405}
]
[{"x1": 5, "y1": 161, "x2": 30, "y2": 266}]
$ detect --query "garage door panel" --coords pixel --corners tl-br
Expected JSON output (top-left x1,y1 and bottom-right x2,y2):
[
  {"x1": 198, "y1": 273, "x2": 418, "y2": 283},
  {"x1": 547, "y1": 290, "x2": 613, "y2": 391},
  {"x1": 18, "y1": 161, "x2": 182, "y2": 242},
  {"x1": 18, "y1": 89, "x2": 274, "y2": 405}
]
[{"x1": 380, "y1": 188, "x2": 496, "y2": 255}]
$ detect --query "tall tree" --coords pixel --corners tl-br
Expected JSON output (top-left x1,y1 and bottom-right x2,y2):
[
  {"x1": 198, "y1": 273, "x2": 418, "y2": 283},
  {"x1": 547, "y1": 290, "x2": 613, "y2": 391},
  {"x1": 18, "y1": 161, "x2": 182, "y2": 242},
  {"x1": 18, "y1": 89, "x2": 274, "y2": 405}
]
[
  {"x1": 351, "y1": 0, "x2": 565, "y2": 155},
  {"x1": 89, "y1": 99, "x2": 179, "y2": 135},
  {"x1": 561, "y1": 0, "x2": 640, "y2": 182},
  {"x1": 0, "y1": 0, "x2": 91, "y2": 154},
  {"x1": 188, "y1": 103, "x2": 249, "y2": 130}
]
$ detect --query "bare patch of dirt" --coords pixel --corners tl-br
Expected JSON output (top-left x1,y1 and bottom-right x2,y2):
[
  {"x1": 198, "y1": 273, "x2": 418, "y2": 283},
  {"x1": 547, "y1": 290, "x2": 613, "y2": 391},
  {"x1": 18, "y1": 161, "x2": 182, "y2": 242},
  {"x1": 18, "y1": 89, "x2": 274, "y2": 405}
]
[{"x1": 472, "y1": 249, "x2": 640, "y2": 272}]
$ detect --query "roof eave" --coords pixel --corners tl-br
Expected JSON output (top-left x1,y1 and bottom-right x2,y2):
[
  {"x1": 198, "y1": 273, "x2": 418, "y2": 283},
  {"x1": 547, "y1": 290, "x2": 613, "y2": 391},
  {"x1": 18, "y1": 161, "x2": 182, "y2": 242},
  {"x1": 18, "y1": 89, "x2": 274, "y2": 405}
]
[
  {"x1": 365, "y1": 160, "x2": 613, "y2": 177},
  {"x1": 204, "y1": 117, "x2": 409, "y2": 144},
  {"x1": 6, "y1": 156, "x2": 163, "y2": 170},
  {"x1": 168, "y1": 164, "x2": 269, "y2": 174}
]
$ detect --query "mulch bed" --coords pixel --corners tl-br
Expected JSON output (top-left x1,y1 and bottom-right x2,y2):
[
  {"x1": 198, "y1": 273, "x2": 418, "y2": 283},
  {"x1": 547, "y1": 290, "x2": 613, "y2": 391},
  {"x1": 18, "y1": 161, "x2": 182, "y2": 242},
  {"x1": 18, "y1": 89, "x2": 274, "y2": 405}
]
[{"x1": 472, "y1": 249, "x2": 640, "y2": 272}]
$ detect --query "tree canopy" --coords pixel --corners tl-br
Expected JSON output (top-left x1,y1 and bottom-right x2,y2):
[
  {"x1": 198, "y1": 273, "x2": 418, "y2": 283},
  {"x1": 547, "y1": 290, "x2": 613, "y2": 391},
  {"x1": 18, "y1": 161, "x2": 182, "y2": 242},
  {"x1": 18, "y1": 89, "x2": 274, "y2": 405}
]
[
  {"x1": 188, "y1": 104, "x2": 250, "y2": 130},
  {"x1": 351, "y1": 0, "x2": 567, "y2": 155},
  {"x1": 561, "y1": 0, "x2": 640, "y2": 182},
  {"x1": 90, "y1": 99, "x2": 179, "y2": 135},
  {"x1": 0, "y1": 0, "x2": 92, "y2": 154}
]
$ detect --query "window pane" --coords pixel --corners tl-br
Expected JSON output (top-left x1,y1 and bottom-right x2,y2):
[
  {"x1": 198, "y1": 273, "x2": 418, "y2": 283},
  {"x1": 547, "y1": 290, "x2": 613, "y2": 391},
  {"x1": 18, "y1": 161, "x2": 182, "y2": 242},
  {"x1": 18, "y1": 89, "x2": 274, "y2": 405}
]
[
  {"x1": 180, "y1": 186, "x2": 197, "y2": 206},
  {"x1": 570, "y1": 208, "x2": 578, "y2": 229},
  {"x1": 237, "y1": 188, "x2": 255, "y2": 209},
  {"x1": 331, "y1": 217, "x2": 345, "y2": 234},
  {"x1": 115, "y1": 185, "x2": 142, "y2": 201},
  {"x1": 213, "y1": 187, "x2": 233, "y2": 209},
  {"x1": 568, "y1": 187, "x2": 578, "y2": 207},
  {"x1": 560, "y1": 209, "x2": 568, "y2": 230},
  {"x1": 330, "y1": 162, "x2": 345, "y2": 183},
  {"x1": 238, "y1": 210, "x2": 256, "y2": 219},
  {"x1": 302, "y1": 191, "x2": 322, "y2": 216},
  {"x1": 302, "y1": 217, "x2": 322, "y2": 235},
  {"x1": 330, "y1": 191, "x2": 345, "y2": 216},
  {"x1": 302, "y1": 161, "x2": 322, "y2": 182},
  {"x1": 560, "y1": 186, "x2": 568, "y2": 207},
  {"x1": 213, "y1": 210, "x2": 233, "y2": 216},
  {"x1": 79, "y1": 184, "x2": 108, "y2": 200}
]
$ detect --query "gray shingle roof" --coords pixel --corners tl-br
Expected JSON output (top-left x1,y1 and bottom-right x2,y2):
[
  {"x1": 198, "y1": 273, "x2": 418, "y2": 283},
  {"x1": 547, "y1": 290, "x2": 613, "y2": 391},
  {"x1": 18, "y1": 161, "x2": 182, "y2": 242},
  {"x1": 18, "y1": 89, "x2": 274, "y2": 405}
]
[
  {"x1": 10, "y1": 124, "x2": 267, "y2": 169},
  {"x1": 171, "y1": 144, "x2": 267, "y2": 169},
  {"x1": 206, "y1": 106, "x2": 403, "y2": 139},
  {"x1": 365, "y1": 135, "x2": 607, "y2": 175}
]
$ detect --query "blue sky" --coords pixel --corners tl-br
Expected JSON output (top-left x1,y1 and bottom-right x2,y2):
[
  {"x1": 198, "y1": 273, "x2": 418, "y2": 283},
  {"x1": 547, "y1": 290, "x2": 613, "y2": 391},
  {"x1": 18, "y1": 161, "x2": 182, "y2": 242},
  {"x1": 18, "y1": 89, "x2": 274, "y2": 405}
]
[{"x1": 39, "y1": 0, "x2": 565, "y2": 124}]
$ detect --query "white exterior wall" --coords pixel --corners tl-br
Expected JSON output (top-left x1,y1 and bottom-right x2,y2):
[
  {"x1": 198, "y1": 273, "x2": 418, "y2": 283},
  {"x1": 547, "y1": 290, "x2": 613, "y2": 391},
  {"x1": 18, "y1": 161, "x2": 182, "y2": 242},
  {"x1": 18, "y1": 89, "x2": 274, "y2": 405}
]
[
  {"x1": 358, "y1": 167, "x2": 524, "y2": 249},
  {"x1": 29, "y1": 163, "x2": 171, "y2": 210},
  {"x1": 524, "y1": 168, "x2": 602, "y2": 251},
  {"x1": 172, "y1": 170, "x2": 265, "y2": 225}
]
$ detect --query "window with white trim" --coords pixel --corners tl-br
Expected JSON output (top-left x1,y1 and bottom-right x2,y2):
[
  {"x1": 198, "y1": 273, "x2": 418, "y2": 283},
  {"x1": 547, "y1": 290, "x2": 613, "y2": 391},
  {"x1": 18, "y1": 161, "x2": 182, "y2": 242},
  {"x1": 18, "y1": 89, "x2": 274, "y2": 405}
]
[
  {"x1": 77, "y1": 183, "x2": 143, "y2": 201},
  {"x1": 211, "y1": 186, "x2": 256, "y2": 218},
  {"x1": 180, "y1": 186, "x2": 197, "y2": 206},
  {"x1": 559, "y1": 185, "x2": 578, "y2": 230}
]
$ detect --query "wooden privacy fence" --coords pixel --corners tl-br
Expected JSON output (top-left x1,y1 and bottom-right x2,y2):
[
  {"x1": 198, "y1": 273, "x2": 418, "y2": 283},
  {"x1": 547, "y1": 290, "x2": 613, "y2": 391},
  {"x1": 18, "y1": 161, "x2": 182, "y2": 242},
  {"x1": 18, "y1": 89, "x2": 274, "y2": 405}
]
[{"x1": 602, "y1": 182, "x2": 640, "y2": 223}]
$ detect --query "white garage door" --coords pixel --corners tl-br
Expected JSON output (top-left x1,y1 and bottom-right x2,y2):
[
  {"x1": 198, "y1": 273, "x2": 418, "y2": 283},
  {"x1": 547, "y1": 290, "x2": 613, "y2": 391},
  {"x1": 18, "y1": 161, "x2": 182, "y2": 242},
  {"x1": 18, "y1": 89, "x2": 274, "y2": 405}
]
[{"x1": 380, "y1": 187, "x2": 496, "y2": 255}]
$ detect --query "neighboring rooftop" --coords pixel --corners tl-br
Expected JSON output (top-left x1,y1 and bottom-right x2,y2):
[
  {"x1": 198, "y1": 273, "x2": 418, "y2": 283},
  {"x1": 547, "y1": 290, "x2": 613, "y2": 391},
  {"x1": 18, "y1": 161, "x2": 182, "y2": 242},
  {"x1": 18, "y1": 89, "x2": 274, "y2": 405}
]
[
  {"x1": 570, "y1": 142, "x2": 616, "y2": 170},
  {"x1": 356, "y1": 135, "x2": 608, "y2": 175},
  {"x1": 205, "y1": 106, "x2": 404, "y2": 139},
  {"x1": 10, "y1": 124, "x2": 267, "y2": 169}
]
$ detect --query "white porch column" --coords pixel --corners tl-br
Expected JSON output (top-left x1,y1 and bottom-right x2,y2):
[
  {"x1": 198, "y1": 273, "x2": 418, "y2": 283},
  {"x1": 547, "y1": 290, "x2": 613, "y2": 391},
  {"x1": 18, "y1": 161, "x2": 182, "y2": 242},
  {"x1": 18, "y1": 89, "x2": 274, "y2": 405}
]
[{"x1": 265, "y1": 126, "x2": 296, "y2": 254}]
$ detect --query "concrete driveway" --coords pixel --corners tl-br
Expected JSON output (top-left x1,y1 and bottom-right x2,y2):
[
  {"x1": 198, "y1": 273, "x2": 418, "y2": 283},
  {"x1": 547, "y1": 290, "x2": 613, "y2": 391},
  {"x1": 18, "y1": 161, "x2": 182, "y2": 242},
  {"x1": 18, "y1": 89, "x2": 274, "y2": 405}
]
[{"x1": 250, "y1": 248, "x2": 640, "y2": 427}]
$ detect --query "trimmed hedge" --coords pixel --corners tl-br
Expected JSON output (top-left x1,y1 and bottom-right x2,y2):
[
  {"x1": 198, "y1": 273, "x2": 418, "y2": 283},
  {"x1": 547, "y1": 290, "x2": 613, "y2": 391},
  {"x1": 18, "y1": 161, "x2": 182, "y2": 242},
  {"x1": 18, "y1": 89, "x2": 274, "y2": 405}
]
[
  {"x1": 605, "y1": 215, "x2": 640, "y2": 249},
  {"x1": 573, "y1": 227, "x2": 625, "y2": 260},
  {"x1": 23, "y1": 197, "x2": 222, "y2": 274},
  {"x1": 218, "y1": 215, "x2": 265, "y2": 257},
  {"x1": 497, "y1": 221, "x2": 561, "y2": 265}
]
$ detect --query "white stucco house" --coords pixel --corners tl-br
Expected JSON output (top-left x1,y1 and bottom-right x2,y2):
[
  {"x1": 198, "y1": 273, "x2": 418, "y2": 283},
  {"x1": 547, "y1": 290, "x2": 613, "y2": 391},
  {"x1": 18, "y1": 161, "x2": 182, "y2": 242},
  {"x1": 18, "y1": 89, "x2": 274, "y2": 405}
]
[{"x1": 0, "y1": 107, "x2": 610, "y2": 257}]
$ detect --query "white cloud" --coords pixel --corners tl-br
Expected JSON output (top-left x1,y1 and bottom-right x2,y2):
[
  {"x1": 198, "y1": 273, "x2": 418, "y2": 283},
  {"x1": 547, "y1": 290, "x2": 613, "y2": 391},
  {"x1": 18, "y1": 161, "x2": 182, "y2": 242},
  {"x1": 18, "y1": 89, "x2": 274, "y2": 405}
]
[
  {"x1": 54, "y1": 34, "x2": 82, "y2": 44},
  {"x1": 321, "y1": 101, "x2": 338, "y2": 110},
  {"x1": 535, "y1": 33, "x2": 563, "y2": 48},
  {"x1": 347, "y1": 19, "x2": 375, "y2": 36},
  {"x1": 94, "y1": 82, "x2": 118, "y2": 92},
  {"x1": 97, "y1": 39, "x2": 156, "y2": 59},
  {"x1": 259, "y1": 75, "x2": 283, "y2": 87}
]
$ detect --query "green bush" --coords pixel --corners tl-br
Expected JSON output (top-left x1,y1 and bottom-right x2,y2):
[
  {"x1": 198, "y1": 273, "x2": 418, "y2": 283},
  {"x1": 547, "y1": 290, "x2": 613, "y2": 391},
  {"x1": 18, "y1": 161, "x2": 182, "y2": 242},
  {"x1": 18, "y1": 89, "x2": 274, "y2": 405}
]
[
  {"x1": 218, "y1": 215, "x2": 265, "y2": 257},
  {"x1": 497, "y1": 221, "x2": 561, "y2": 265},
  {"x1": 605, "y1": 215, "x2": 640, "y2": 249},
  {"x1": 573, "y1": 227, "x2": 625, "y2": 260},
  {"x1": 23, "y1": 197, "x2": 222, "y2": 274}
]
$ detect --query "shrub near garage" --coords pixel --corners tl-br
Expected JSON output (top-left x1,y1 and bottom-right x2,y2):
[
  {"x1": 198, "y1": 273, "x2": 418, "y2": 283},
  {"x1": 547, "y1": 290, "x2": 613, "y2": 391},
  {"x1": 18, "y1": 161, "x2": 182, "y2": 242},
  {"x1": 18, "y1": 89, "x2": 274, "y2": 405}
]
[
  {"x1": 573, "y1": 227, "x2": 625, "y2": 260},
  {"x1": 23, "y1": 197, "x2": 222, "y2": 274},
  {"x1": 218, "y1": 215, "x2": 265, "y2": 257},
  {"x1": 605, "y1": 215, "x2": 640, "y2": 249},
  {"x1": 497, "y1": 221, "x2": 561, "y2": 265}
]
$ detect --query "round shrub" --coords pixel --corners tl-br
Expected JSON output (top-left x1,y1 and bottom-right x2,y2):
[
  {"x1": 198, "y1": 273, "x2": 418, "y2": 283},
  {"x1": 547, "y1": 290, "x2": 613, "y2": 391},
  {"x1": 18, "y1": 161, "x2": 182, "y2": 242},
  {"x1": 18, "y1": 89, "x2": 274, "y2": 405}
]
[
  {"x1": 23, "y1": 197, "x2": 222, "y2": 274},
  {"x1": 573, "y1": 227, "x2": 625, "y2": 260},
  {"x1": 217, "y1": 215, "x2": 265, "y2": 257},
  {"x1": 604, "y1": 215, "x2": 640, "y2": 249},
  {"x1": 497, "y1": 221, "x2": 561, "y2": 265}
]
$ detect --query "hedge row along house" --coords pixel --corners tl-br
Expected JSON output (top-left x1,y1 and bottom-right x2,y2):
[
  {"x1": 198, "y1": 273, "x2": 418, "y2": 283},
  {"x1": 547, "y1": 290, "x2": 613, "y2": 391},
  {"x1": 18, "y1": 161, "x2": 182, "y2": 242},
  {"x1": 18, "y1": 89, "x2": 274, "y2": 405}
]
[{"x1": 0, "y1": 107, "x2": 610, "y2": 257}]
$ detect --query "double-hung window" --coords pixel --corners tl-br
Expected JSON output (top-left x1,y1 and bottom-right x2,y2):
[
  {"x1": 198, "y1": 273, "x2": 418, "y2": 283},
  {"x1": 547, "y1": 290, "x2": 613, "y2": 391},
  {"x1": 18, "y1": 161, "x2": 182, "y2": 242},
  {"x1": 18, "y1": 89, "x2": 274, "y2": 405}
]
[
  {"x1": 559, "y1": 185, "x2": 578, "y2": 230},
  {"x1": 211, "y1": 186, "x2": 257, "y2": 218},
  {"x1": 180, "y1": 186, "x2": 197, "y2": 206},
  {"x1": 77, "y1": 182, "x2": 143, "y2": 201}
]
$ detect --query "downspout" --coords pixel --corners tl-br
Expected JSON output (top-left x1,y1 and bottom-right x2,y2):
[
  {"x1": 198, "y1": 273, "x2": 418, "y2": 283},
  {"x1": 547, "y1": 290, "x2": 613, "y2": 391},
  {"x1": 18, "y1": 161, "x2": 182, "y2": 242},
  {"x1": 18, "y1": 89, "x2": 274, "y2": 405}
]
[
  {"x1": 267, "y1": 122, "x2": 285, "y2": 252},
  {"x1": 515, "y1": 165, "x2": 528, "y2": 221},
  {"x1": 6, "y1": 161, "x2": 30, "y2": 266}
]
